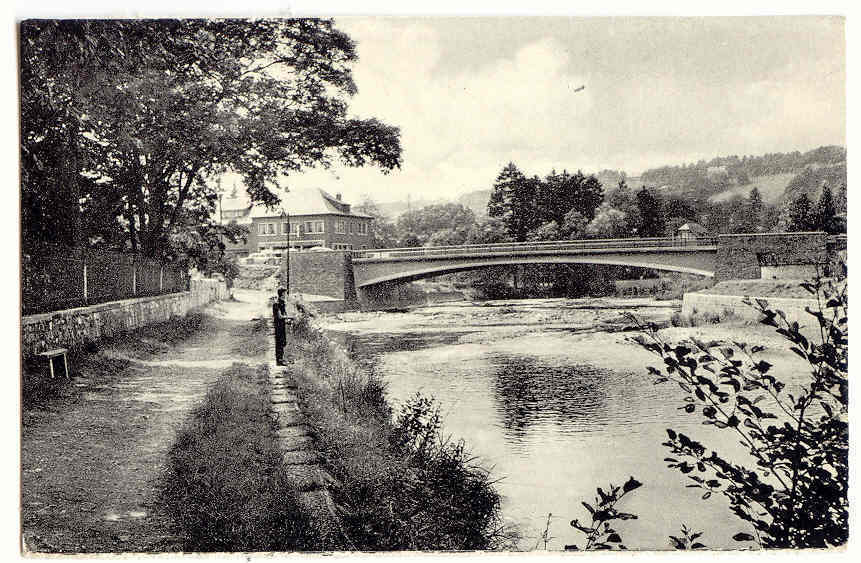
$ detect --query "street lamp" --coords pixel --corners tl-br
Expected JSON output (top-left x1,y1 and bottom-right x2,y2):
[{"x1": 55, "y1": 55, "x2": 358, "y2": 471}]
[{"x1": 281, "y1": 209, "x2": 290, "y2": 294}]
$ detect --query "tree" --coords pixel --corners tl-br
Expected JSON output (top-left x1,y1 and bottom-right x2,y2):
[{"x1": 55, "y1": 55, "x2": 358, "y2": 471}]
[
  {"x1": 488, "y1": 163, "x2": 540, "y2": 242},
  {"x1": 786, "y1": 193, "x2": 817, "y2": 232},
  {"x1": 636, "y1": 187, "x2": 665, "y2": 237},
  {"x1": 21, "y1": 19, "x2": 402, "y2": 258},
  {"x1": 537, "y1": 170, "x2": 604, "y2": 226},
  {"x1": 560, "y1": 209, "x2": 589, "y2": 240},
  {"x1": 585, "y1": 204, "x2": 631, "y2": 238},
  {"x1": 397, "y1": 203, "x2": 476, "y2": 246},
  {"x1": 631, "y1": 271, "x2": 848, "y2": 548},
  {"x1": 816, "y1": 184, "x2": 839, "y2": 234},
  {"x1": 525, "y1": 221, "x2": 560, "y2": 242},
  {"x1": 745, "y1": 187, "x2": 764, "y2": 232},
  {"x1": 466, "y1": 217, "x2": 510, "y2": 245},
  {"x1": 835, "y1": 183, "x2": 847, "y2": 215},
  {"x1": 356, "y1": 196, "x2": 400, "y2": 248}
]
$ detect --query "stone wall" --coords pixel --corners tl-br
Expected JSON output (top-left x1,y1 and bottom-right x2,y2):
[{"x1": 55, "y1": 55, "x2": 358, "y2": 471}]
[
  {"x1": 682, "y1": 292, "x2": 819, "y2": 325},
  {"x1": 21, "y1": 279, "x2": 228, "y2": 359},
  {"x1": 715, "y1": 232, "x2": 828, "y2": 282},
  {"x1": 282, "y1": 251, "x2": 358, "y2": 303}
]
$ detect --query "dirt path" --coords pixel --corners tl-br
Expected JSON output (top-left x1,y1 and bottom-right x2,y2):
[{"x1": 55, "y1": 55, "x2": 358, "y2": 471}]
[{"x1": 21, "y1": 292, "x2": 271, "y2": 553}]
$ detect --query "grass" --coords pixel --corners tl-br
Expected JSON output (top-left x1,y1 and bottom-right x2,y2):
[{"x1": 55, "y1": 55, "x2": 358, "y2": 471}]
[
  {"x1": 614, "y1": 275, "x2": 715, "y2": 301},
  {"x1": 159, "y1": 363, "x2": 318, "y2": 552},
  {"x1": 669, "y1": 307, "x2": 741, "y2": 327},
  {"x1": 708, "y1": 172, "x2": 796, "y2": 204},
  {"x1": 286, "y1": 315, "x2": 514, "y2": 550}
]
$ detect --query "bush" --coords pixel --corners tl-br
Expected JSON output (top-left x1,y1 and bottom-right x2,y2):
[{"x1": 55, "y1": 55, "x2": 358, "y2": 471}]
[
  {"x1": 669, "y1": 307, "x2": 740, "y2": 327},
  {"x1": 631, "y1": 268, "x2": 848, "y2": 548},
  {"x1": 285, "y1": 313, "x2": 513, "y2": 550},
  {"x1": 160, "y1": 364, "x2": 317, "y2": 551}
]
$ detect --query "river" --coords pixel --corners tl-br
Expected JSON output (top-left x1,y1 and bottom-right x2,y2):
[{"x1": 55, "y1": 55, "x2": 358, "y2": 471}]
[{"x1": 320, "y1": 297, "x2": 805, "y2": 551}]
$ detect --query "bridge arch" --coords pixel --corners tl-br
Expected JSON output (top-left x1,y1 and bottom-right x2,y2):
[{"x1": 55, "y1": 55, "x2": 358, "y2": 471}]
[{"x1": 353, "y1": 254, "x2": 716, "y2": 289}]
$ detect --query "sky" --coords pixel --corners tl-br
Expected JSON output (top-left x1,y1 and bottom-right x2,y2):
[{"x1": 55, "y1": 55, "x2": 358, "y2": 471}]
[{"x1": 274, "y1": 16, "x2": 846, "y2": 205}]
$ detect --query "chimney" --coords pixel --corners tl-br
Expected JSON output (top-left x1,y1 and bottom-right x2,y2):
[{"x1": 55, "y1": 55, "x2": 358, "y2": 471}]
[{"x1": 336, "y1": 193, "x2": 342, "y2": 201}]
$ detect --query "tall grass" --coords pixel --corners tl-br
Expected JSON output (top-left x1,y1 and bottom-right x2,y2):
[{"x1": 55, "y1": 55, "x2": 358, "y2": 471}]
[
  {"x1": 287, "y1": 314, "x2": 514, "y2": 550},
  {"x1": 615, "y1": 276, "x2": 715, "y2": 301},
  {"x1": 159, "y1": 363, "x2": 318, "y2": 552},
  {"x1": 669, "y1": 307, "x2": 741, "y2": 327}
]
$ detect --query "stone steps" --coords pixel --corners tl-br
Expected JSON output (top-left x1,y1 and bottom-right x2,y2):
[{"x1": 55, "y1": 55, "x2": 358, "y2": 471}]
[{"x1": 263, "y1": 314, "x2": 349, "y2": 548}]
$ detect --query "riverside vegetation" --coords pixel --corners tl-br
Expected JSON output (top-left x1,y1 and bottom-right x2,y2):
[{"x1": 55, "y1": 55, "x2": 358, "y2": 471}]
[
  {"x1": 565, "y1": 268, "x2": 848, "y2": 550},
  {"x1": 287, "y1": 311, "x2": 514, "y2": 549}
]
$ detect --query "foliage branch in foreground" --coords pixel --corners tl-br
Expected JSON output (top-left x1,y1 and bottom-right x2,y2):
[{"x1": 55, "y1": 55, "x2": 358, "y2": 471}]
[{"x1": 628, "y1": 269, "x2": 848, "y2": 548}]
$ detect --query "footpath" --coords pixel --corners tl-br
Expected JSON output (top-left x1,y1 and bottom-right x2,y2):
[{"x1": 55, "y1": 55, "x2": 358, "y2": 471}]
[{"x1": 21, "y1": 292, "x2": 270, "y2": 553}]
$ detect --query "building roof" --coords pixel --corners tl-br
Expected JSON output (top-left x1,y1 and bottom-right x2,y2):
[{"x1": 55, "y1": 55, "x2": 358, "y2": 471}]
[
  {"x1": 677, "y1": 222, "x2": 708, "y2": 235},
  {"x1": 220, "y1": 197, "x2": 252, "y2": 213},
  {"x1": 249, "y1": 188, "x2": 372, "y2": 219}
]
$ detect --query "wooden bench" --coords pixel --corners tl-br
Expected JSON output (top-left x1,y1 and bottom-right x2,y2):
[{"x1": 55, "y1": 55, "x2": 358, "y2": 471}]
[{"x1": 37, "y1": 348, "x2": 69, "y2": 379}]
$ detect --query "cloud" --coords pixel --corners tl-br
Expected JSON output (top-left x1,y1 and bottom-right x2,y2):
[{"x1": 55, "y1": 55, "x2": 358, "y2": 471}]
[{"x1": 281, "y1": 17, "x2": 845, "y2": 206}]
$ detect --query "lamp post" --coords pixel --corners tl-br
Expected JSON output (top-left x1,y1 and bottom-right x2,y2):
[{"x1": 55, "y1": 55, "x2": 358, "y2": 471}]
[{"x1": 281, "y1": 210, "x2": 290, "y2": 294}]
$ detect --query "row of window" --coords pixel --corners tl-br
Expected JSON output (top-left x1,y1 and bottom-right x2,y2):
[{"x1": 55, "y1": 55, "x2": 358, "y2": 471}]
[
  {"x1": 257, "y1": 219, "x2": 369, "y2": 236},
  {"x1": 333, "y1": 220, "x2": 369, "y2": 235}
]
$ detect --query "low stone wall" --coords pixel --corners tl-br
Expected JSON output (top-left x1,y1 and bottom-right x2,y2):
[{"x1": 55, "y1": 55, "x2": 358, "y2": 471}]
[
  {"x1": 22, "y1": 279, "x2": 228, "y2": 359},
  {"x1": 682, "y1": 292, "x2": 819, "y2": 324}
]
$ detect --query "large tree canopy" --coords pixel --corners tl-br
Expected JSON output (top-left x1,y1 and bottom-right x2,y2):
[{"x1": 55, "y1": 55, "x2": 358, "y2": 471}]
[{"x1": 21, "y1": 19, "x2": 402, "y2": 257}]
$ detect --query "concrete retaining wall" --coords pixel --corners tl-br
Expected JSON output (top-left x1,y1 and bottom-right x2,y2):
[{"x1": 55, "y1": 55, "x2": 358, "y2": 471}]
[
  {"x1": 21, "y1": 279, "x2": 228, "y2": 358},
  {"x1": 682, "y1": 292, "x2": 819, "y2": 324}
]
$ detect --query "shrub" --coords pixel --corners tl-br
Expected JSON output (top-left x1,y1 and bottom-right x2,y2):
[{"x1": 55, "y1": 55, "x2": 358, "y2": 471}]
[
  {"x1": 286, "y1": 314, "x2": 513, "y2": 550},
  {"x1": 630, "y1": 268, "x2": 848, "y2": 548}
]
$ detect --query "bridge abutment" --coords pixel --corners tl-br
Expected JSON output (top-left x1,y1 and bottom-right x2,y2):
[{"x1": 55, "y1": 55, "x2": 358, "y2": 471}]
[
  {"x1": 280, "y1": 251, "x2": 358, "y2": 305},
  {"x1": 714, "y1": 233, "x2": 830, "y2": 282}
]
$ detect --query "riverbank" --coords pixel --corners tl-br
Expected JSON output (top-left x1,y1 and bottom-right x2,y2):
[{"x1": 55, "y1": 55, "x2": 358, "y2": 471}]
[
  {"x1": 319, "y1": 295, "x2": 816, "y2": 549},
  {"x1": 283, "y1": 311, "x2": 514, "y2": 550}
]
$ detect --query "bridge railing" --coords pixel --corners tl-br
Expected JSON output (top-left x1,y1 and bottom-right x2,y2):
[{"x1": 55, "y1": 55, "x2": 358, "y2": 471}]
[{"x1": 351, "y1": 236, "x2": 720, "y2": 261}]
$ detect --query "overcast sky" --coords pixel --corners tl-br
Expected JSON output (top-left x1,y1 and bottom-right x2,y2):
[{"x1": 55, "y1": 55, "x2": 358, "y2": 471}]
[{"x1": 256, "y1": 17, "x2": 846, "y2": 204}]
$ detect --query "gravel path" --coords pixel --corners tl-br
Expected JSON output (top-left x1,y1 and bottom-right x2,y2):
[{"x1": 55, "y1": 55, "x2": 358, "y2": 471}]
[{"x1": 21, "y1": 293, "x2": 270, "y2": 553}]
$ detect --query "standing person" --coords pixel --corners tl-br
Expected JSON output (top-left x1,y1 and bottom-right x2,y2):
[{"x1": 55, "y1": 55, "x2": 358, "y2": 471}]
[{"x1": 272, "y1": 288, "x2": 287, "y2": 366}]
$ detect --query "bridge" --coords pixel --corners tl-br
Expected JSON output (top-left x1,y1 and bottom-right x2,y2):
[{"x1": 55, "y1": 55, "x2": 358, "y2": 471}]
[
  {"x1": 283, "y1": 232, "x2": 843, "y2": 305},
  {"x1": 350, "y1": 237, "x2": 720, "y2": 288}
]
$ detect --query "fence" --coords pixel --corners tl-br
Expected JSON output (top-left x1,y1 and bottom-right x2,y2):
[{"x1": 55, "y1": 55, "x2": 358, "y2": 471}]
[{"x1": 22, "y1": 243, "x2": 189, "y2": 315}]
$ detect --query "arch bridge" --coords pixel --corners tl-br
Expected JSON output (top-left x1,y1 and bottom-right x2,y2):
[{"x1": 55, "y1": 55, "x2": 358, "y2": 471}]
[{"x1": 350, "y1": 237, "x2": 719, "y2": 289}]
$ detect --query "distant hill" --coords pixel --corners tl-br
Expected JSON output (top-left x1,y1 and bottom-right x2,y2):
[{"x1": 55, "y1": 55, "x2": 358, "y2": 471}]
[
  {"x1": 376, "y1": 145, "x2": 845, "y2": 220},
  {"x1": 456, "y1": 189, "x2": 492, "y2": 218},
  {"x1": 639, "y1": 145, "x2": 845, "y2": 202}
]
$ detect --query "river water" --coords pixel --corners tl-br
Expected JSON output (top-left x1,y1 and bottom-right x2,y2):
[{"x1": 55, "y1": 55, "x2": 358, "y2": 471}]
[{"x1": 322, "y1": 297, "x2": 800, "y2": 551}]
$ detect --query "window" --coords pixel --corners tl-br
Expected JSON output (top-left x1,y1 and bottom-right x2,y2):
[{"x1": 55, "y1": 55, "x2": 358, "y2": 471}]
[
  {"x1": 303, "y1": 221, "x2": 324, "y2": 234},
  {"x1": 267, "y1": 223, "x2": 275, "y2": 235},
  {"x1": 282, "y1": 222, "x2": 289, "y2": 234},
  {"x1": 335, "y1": 220, "x2": 346, "y2": 234},
  {"x1": 358, "y1": 222, "x2": 368, "y2": 235},
  {"x1": 349, "y1": 221, "x2": 354, "y2": 234}
]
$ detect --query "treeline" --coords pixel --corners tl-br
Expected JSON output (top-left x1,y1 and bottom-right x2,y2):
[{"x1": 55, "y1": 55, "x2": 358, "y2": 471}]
[
  {"x1": 357, "y1": 160, "x2": 844, "y2": 299},
  {"x1": 639, "y1": 145, "x2": 846, "y2": 198}
]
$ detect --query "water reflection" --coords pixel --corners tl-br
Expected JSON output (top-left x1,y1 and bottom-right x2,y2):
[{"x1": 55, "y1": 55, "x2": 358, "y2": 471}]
[
  {"x1": 327, "y1": 314, "x2": 747, "y2": 549},
  {"x1": 489, "y1": 355, "x2": 611, "y2": 440}
]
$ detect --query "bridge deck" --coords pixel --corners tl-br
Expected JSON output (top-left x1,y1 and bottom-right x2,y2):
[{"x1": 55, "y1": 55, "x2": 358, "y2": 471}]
[{"x1": 352, "y1": 236, "x2": 719, "y2": 262}]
